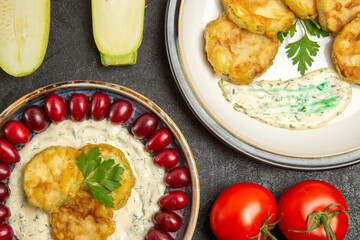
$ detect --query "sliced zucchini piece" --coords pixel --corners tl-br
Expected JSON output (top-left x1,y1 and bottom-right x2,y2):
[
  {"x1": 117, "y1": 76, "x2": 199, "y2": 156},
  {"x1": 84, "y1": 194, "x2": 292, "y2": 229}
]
[
  {"x1": 222, "y1": 0, "x2": 295, "y2": 36},
  {"x1": 317, "y1": 0, "x2": 360, "y2": 33},
  {"x1": 92, "y1": 0, "x2": 145, "y2": 66},
  {"x1": 282, "y1": 0, "x2": 317, "y2": 19},
  {"x1": 332, "y1": 17, "x2": 360, "y2": 83},
  {"x1": 23, "y1": 146, "x2": 83, "y2": 212},
  {"x1": 0, "y1": 0, "x2": 50, "y2": 77}
]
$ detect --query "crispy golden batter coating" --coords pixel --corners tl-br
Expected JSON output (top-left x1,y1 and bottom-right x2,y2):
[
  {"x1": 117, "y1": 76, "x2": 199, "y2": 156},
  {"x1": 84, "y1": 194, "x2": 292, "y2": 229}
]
[
  {"x1": 51, "y1": 192, "x2": 115, "y2": 240},
  {"x1": 204, "y1": 14, "x2": 279, "y2": 84},
  {"x1": 332, "y1": 17, "x2": 360, "y2": 83},
  {"x1": 80, "y1": 144, "x2": 136, "y2": 210},
  {"x1": 283, "y1": 0, "x2": 317, "y2": 19},
  {"x1": 23, "y1": 146, "x2": 84, "y2": 212},
  {"x1": 317, "y1": 0, "x2": 360, "y2": 33},
  {"x1": 222, "y1": 0, "x2": 295, "y2": 36}
]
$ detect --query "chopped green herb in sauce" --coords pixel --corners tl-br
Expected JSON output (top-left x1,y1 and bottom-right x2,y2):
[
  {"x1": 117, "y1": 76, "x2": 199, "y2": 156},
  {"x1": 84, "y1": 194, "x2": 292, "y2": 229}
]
[{"x1": 219, "y1": 68, "x2": 352, "y2": 130}]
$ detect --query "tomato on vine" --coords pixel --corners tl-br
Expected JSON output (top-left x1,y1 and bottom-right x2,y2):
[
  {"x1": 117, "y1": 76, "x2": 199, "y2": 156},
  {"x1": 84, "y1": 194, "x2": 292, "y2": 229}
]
[
  {"x1": 210, "y1": 182, "x2": 277, "y2": 240},
  {"x1": 277, "y1": 180, "x2": 350, "y2": 240}
]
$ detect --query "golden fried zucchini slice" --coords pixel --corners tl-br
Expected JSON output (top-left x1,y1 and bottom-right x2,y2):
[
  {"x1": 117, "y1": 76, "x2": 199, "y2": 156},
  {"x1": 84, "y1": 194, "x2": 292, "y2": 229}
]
[
  {"x1": 332, "y1": 17, "x2": 360, "y2": 83},
  {"x1": 222, "y1": 0, "x2": 295, "y2": 36},
  {"x1": 282, "y1": 0, "x2": 317, "y2": 19},
  {"x1": 317, "y1": 0, "x2": 360, "y2": 33},
  {"x1": 23, "y1": 146, "x2": 84, "y2": 212},
  {"x1": 51, "y1": 192, "x2": 115, "y2": 240},
  {"x1": 204, "y1": 14, "x2": 279, "y2": 84},
  {"x1": 80, "y1": 144, "x2": 136, "y2": 210}
]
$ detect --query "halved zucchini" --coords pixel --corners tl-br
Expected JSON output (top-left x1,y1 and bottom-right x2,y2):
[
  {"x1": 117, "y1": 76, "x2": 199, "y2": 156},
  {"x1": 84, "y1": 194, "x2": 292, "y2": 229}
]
[
  {"x1": 222, "y1": 0, "x2": 295, "y2": 36},
  {"x1": 0, "y1": 0, "x2": 50, "y2": 77},
  {"x1": 282, "y1": 0, "x2": 317, "y2": 19},
  {"x1": 317, "y1": 0, "x2": 360, "y2": 33},
  {"x1": 92, "y1": 0, "x2": 145, "y2": 65}
]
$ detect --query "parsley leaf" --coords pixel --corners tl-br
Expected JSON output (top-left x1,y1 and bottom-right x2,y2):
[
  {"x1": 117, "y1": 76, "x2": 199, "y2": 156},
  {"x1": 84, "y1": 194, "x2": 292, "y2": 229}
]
[
  {"x1": 277, "y1": 22, "x2": 297, "y2": 43},
  {"x1": 303, "y1": 19, "x2": 329, "y2": 38},
  {"x1": 85, "y1": 183, "x2": 114, "y2": 207},
  {"x1": 77, "y1": 146, "x2": 124, "y2": 208},
  {"x1": 279, "y1": 18, "x2": 328, "y2": 75},
  {"x1": 286, "y1": 34, "x2": 320, "y2": 75},
  {"x1": 77, "y1": 147, "x2": 101, "y2": 179},
  {"x1": 87, "y1": 159, "x2": 123, "y2": 191}
]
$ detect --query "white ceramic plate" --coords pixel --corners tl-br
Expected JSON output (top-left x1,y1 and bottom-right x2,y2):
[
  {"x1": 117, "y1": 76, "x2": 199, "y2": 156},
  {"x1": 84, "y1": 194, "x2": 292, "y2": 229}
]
[{"x1": 166, "y1": 0, "x2": 360, "y2": 169}]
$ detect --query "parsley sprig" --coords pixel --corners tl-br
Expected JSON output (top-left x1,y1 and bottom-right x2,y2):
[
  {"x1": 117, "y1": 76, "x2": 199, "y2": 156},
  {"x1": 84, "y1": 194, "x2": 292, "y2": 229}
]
[
  {"x1": 277, "y1": 18, "x2": 329, "y2": 75},
  {"x1": 77, "y1": 146, "x2": 124, "y2": 208}
]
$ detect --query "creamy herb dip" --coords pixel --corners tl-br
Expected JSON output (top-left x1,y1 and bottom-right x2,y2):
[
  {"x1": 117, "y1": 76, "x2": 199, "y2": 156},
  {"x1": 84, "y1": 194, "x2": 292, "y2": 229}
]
[
  {"x1": 6, "y1": 119, "x2": 166, "y2": 240},
  {"x1": 219, "y1": 68, "x2": 352, "y2": 129}
]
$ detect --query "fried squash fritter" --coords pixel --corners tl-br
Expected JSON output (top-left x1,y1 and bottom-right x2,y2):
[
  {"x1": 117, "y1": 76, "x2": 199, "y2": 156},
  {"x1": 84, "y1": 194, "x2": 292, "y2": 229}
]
[
  {"x1": 222, "y1": 0, "x2": 295, "y2": 36},
  {"x1": 282, "y1": 0, "x2": 317, "y2": 19},
  {"x1": 51, "y1": 192, "x2": 115, "y2": 240},
  {"x1": 23, "y1": 146, "x2": 84, "y2": 212},
  {"x1": 317, "y1": 0, "x2": 360, "y2": 33},
  {"x1": 204, "y1": 14, "x2": 279, "y2": 84},
  {"x1": 332, "y1": 17, "x2": 360, "y2": 83},
  {"x1": 80, "y1": 144, "x2": 136, "y2": 210}
]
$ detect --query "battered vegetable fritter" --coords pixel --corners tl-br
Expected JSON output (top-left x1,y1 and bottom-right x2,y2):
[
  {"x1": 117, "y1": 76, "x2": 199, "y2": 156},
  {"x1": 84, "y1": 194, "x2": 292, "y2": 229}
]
[
  {"x1": 204, "y1": 14, "x2": 279, "y2": 84},
  {"x1": 317, "y1": 0, "x2": 360, "y2": 33},
  {"x1": 80, "y1": 144, "x2": 136, "y2": 210},
  {"x1": 51, "y1": 192, "x2": 115, "y2": 240},
  {"x1": 283, "y1": 0, "x2": 317, "y2": 19},
  {"x1": 23, "y1": 146, "x2": 83, "y2": 212},
  {"x1": 222, "y1": 0, "x2": 295, "y2": 36},
  {"x1": 332, "y1": 17, "x2": 360, "y2": 83}
]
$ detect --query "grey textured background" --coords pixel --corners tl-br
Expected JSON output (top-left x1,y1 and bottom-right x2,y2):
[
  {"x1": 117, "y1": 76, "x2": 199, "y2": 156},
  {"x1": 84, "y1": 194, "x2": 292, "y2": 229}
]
[{"x1": 0, "y1": 1, "x2": 359, "y2": 239}]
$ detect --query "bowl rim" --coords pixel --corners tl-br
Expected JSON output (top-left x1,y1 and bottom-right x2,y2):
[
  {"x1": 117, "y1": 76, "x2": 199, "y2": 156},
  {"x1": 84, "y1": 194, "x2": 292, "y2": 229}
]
[{"x1": 0, "y1": 79, "x2": 200, "y2": 240}]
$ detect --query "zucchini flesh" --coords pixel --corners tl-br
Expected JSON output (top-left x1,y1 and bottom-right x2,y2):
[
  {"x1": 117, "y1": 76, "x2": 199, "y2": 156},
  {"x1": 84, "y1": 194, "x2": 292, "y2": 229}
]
[
  {"x1": 0, "y1": 0, "x2": 50, "y2": 77},
  {"x1": 92, "y1": 0, "x2": 145, "y2": 66}
]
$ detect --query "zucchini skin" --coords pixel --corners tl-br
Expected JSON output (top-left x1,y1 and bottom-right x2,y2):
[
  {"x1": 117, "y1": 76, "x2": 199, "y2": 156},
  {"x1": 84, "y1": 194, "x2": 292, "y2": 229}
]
[{"x1": 100, "y1": 51, "x2": 138, "y2": 66}]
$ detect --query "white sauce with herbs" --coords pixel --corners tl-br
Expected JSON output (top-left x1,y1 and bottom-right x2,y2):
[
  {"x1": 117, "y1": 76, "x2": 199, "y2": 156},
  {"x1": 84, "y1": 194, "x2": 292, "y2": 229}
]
[
  {"x1": 219, "y1": 68, "x2": 352, "y2": 129},
  {"x1": 6, "y1": 119, "x2": 166, "y2": 240}
]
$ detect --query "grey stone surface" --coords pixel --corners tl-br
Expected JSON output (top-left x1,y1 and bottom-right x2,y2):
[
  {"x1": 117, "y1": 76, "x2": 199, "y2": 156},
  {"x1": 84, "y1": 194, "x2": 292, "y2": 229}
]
[{"x1": 0, "y1": 1, "x2": 359, "y2": 239}]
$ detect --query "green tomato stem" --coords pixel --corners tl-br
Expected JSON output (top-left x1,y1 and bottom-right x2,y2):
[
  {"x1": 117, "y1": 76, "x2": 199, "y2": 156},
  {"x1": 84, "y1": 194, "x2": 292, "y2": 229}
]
[{"x1": 261, "y1": 228, "x2": 277, "y2": 240}]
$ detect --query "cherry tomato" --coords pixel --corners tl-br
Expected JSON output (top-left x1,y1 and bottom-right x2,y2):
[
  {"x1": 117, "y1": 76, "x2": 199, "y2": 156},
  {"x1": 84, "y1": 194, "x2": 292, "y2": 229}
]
[
  {"x1": 277, "y1": 180, "x2": 349, "y2": 240},
  {"x1": 146, "y1": 227, "x2": 174, "y2": 240},
  {"x1": 44, "y1": 94, "x2": 67, "y2": 122},
  {"x1": 145, "y1": 129, "x2": 172, "y2": 152},
  {"x1": 0, "y1": 205, "x2": 10, "y2": 222},
  {"x1": 159, "y1": 190, "x2": 187, "y2": 210},
  {"x1": 107, "y1": 99, "x2": 132, "y2": 124},
  {"x1": 0, "y1": 224, "x2": 13, "y2": 240},
  {"x1": 210, "y1": 183, "x2": 277, "y2": 240},
  {"x1": 0, "y1": 163, "x2": 11, "y2": 180},
  {"x1": 0, "y1": 139, "x2": 20, "y2": 164},
  {"x1": 90, "y1": 92, "x2": 110, "y2": 121},
  {"x1": 164, "y1": 166, "x2": 190, "y2": 188},
  {"x1": 153, "y1": 210, "x2": 182, "y2": 232},
  {"x1": 0, "y1": 183, "x2": 9, "y2": 202},
  {"x1": 68, "y1": 93, "x2": 89, "y2": 122},
  {"x1": 3, "y1": 120, "x2": 30, "y2": 145},
  {"x1": 22, "y1": 105, "x2": 49, "y2": 132},
  {"x1": 131, "y1": 113, "x2": 158, "y2": 139},
  {"x1": 153, "y1": 149, "x2": 179, "y2": 169}
]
